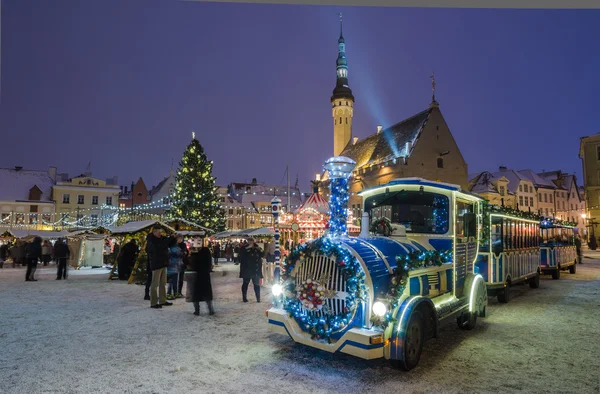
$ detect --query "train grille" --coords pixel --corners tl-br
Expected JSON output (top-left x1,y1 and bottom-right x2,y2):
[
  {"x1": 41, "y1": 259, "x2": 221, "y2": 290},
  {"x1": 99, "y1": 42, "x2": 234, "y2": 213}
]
[{"x1": 294, "y1": 253, "x2": 349, "y2": 318}]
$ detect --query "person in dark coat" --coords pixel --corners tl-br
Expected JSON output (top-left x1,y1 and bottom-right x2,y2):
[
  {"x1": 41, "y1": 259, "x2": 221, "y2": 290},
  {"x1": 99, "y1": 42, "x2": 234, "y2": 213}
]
[
  {"x1": 177, "y1": 235, "x2": 189, "y2": 297},
  {"x1": 189, "y1": 246, "x2": 215, "y2": 316},
  {"x1": 575, "y1": 234, "x2": 583, "y2": 264},
  {"x1": 54, "y1": 238, "x2": 71, "y2": 280},
  {"x1": 239, "y1": 238, "x2": 263, "y2": 303},
  {"x1": 146, "y1": 227, "x2": 174, "y2": 308},
  {"x1": 0, "y1": 243, "x2": 9, "y2": 268},
  {"x1": 118, "y1": 239, "x2": 138, "y2": 280},
  {"x1": 212, "y1": 243, "x2": 221, "y2": 267},
  {"x1": 25, "y1": 237, "x2": 43, "y2": 281}
]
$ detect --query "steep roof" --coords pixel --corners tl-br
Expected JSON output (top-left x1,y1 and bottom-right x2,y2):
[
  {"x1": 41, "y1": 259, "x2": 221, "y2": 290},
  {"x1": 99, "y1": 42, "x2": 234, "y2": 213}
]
[
  {"x1": 340, "y1": 108, "x2": 433, "y2": 168},
  {"x1": 0, "y1": 168, "x2": 55, "y2": 202},
  {"x1": 469, "y1": 168, "x2": 530, "y2": 195},
  {"x1": 517, "y1": 170, "x2": 557, "y2": 189}
]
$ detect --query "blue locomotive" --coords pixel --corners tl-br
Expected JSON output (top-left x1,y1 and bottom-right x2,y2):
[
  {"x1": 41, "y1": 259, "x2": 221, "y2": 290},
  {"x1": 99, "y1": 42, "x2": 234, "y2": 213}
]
[{"x1": 267, "y1": 156, "x2": 488, "y2": 370}]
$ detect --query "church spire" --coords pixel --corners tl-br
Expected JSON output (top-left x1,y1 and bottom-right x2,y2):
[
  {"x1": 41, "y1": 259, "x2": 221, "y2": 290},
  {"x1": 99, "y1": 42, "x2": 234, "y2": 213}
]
[
  {"x1": 331, "y1": 12, "x2": 354, "y2": 102},
  {"x1": 429, "y1": 72, "x2": 439, "y2": 108}
]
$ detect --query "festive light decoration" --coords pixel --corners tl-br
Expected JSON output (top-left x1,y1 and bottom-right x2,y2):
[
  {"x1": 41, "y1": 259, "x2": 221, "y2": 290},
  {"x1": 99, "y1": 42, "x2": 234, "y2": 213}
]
[
  {"x1": 323, "y1": 156, "x2": 356, "y2": 238},
  {"x1": 278, "y1": 236, "x2": 367, "y2": 342},
  {"x1": 370, "y1": 249, "x2": 452, "y2": 328},
  {"x1": 168, "y1": 134, "x2": 226, "y2": 231}
]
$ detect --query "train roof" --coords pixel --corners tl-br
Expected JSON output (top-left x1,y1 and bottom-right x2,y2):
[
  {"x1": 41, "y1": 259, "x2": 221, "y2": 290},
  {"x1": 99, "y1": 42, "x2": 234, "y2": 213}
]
[{"x1": 358, "y1": 177, "x2": 483, "y2": 200}]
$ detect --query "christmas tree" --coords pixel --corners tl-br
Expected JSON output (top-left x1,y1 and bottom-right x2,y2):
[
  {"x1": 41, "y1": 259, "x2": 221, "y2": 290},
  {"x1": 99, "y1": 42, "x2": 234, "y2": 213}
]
[{"x1": 170, "y1": 133, "x2": 226, "y2": 231}]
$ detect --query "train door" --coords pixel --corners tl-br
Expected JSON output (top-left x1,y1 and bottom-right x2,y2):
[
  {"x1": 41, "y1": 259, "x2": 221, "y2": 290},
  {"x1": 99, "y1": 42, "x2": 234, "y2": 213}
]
[{"x1": 454, "y1": 199, "x2": 477, "y2": 297}]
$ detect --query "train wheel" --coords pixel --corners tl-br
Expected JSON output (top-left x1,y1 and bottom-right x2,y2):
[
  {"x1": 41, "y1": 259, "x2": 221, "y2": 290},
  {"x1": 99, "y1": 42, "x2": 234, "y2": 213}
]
[
  {"x1": 569, "y1": 263, "x2": 576, "y2": 274},
  {"x1": 398, "y1": 311, "x2": 424, "y2": 371},
  {"x1": 529, "y1": 272, "x2": 540, "y2": 289},
  {"x1": 456, "y1": 312, "x2": 477, "y2": 330},
  {"x1": 552, "y1": 269, "x2": 561, "y2": 280},
  {"x1": 497, "y1": 285, "x2": 510, "y2": 303}
]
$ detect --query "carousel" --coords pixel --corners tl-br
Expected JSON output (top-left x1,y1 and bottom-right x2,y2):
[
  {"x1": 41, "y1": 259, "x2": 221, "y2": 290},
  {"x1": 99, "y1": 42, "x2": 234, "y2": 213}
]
[{"x1": 278, "y1": 179, "x2": 359, "y2": 247}]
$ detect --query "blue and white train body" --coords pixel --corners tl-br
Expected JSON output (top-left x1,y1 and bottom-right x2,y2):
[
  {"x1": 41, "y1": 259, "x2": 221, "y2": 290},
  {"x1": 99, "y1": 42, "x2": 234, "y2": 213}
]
[
  {"x1": 474, "y1": 213, "x2": 541, "y2": 303},
  {"x1": 539, "y1": 220, "x2": 577, "y2": 279},
  {"x1": 267, "y1": 170, "x2": 488, "y2": 371}
]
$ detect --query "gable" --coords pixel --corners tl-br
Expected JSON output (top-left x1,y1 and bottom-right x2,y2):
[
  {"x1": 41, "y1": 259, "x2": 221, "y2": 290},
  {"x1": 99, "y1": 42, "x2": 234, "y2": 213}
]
[{"x1": 29, "y1": 185, "x2": 43, "y2": 201}]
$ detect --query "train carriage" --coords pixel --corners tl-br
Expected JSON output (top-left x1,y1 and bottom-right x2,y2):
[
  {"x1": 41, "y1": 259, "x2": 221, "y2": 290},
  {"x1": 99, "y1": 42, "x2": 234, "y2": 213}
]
[
  {"x1": 539, "y1": 220, "x2": 577, "y2": 279},
  {"x1": 474, "y1": 209, "x2": 541, "y2": 303},
  {"x1": 267, "y1": 156, "x2": 488, "y2": 371}
]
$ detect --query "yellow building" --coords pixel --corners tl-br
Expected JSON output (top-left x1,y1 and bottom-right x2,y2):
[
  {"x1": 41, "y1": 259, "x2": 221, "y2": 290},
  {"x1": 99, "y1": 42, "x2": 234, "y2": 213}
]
[
  {"x1": 53, "y1": 173, "x2": 120, "y2": 228},
  {"x1": 469, "y1": 167, "x2": 537, "y2": 213}
]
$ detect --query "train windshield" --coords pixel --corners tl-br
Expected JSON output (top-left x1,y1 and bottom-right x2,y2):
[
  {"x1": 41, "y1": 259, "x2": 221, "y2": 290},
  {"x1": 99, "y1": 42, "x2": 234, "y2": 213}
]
[{"x1": 364, "y1": 190, "x2": 449, "y2": 234}]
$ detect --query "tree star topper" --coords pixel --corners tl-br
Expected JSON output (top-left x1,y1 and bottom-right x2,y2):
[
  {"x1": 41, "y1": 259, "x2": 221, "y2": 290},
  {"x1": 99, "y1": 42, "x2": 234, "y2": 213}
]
[{"x1": 192, "y1": 131, "x2": 195, "y2": 140}]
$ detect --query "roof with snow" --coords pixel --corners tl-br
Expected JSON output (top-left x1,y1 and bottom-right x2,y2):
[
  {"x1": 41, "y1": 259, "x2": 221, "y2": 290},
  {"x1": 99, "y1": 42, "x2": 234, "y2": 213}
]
[
  {"x1": 339, "y1": 108, "x2": 433, "y2": 169},
  {"x1": 517, "y1": 170, "x2": 557, "y2": 189},
  {"x1": 0, "y1": 168, "x2": 55, "y2": 202},
  {"x1": 296, "y1": 192, "x2": 329, "y2": 215},
  {"x1": 469, "y1": 168, "x2": 531, "y2": 195}
]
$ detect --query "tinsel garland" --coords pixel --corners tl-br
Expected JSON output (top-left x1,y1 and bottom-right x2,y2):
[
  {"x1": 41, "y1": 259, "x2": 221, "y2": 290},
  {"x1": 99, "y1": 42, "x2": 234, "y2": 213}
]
[
  {"x1": 369, "y1": 217, "x2": 394, "y2": 236},
  {"x1": 370, "y1": 249, "x2": 452, "y2": 328},
  {"x1": 279, "y1": 237, "x2": 367, "y2": 342}
]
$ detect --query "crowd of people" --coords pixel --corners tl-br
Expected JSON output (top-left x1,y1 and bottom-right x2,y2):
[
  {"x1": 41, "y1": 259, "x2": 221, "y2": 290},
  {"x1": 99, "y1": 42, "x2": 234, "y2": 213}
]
[
  {"x1": 142, "y1": 227, "x2": 286, "y2": 315},
  {"x1": 0, "y1": 228, "x2": 290, "y2": 317},
  {"x1": 0, "y1": 237, "x2": 71, "y2": 280}
]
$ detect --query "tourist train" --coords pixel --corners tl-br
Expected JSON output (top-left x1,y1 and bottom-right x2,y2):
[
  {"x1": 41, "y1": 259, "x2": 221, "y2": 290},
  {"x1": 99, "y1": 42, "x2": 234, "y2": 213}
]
[
  {"x1": 474, "y1": 207, "x2": 578, "y2": 302},
  {"x1": 267, "y1": 156, "x2": 488, "y2": 371}
]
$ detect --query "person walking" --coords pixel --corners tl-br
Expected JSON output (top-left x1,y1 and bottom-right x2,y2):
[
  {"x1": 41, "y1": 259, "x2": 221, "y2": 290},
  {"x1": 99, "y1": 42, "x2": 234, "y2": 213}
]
[
  {"x1": 575, "y1": 234, "x2": 583, "y2": 265},
  {"x1": 25, "y1": 237, "x2": 42, "y2": 282},
  {"x1": 176, "y1": 235, "x2": 188, "y2": 298},
  {"x1": 239, "y1": 238, "x2": 263, "y2": 303},
  {"x1": 189, "y1": 246, "x2": 215, "y2": 316},
  {"x1": 166, "y1": 237, "x2": 183, "y2": 301},
  {"x1": 213, "y1": 243, "x2": 221, "y2": 267},
  {"x1": 54, "y1": 238, "x2": 71, "y2": 280},
  {"x1": 146, "y1": 227, "x2": 173, "y2": 309},
  {"x1": 42, "y1": 240, "x2": 52, "y2": 266},
  {"x1": 118, "y1": 239, "x2": 138, "y2": 281},
  {"x1": 225, "y1": 243, "x2": 233, "y2": 262}
]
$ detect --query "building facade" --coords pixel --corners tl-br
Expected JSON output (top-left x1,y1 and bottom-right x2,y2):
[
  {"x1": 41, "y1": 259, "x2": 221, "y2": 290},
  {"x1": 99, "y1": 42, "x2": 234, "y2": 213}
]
[
  {"x1": 53, "y1": 173, "x2": 120, "y2": 227},
  {"x1": 322, "y1": 22, "x2": 469, "y2": 213},
  {"x1": 0, "y1": 166, "x2": 57, "y2": 230}
]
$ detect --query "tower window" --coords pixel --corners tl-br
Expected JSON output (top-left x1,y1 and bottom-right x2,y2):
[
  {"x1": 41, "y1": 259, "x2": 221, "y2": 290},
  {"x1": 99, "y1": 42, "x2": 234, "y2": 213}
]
[
  {"x1": 345, "y1": 101, "x2": 348, "y2": 105},
  {"x1": 340, "y1": 117, "x2": 342, "y2": 124},
  {"x1": 339, "y1": 102, "x2": 341, "y2": 106},
  {"x1": 437, "y1": 158, "x2": 444, "y2": 168},
  {"x1": 346, "y1": 117, "x2": 348, "y2": 124}
]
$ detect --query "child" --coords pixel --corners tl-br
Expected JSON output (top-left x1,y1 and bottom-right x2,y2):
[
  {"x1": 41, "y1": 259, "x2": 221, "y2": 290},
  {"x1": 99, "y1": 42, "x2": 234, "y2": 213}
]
[
  {"x1": 189, "y1": 246, "x2": 215, "y2": 316},
  {"x1": 166, "y1": 237, "x2": 183, "y2": 301}
]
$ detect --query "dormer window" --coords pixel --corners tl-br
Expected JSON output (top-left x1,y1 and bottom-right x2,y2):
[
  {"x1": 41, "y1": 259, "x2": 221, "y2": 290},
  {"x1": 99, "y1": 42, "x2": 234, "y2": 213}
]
[{"x1": 499, "y1": 186, "x2": 505, "y2": 196}]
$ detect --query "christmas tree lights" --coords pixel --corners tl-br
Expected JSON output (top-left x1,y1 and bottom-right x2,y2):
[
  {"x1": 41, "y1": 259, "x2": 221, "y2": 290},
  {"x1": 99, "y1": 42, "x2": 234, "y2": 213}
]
[
  {"x1": 323, "y1": 156, "x2": 356, "y2": 238},
  {"x1": 168, "y1": 134, "x2": 226, "y2": 231}
]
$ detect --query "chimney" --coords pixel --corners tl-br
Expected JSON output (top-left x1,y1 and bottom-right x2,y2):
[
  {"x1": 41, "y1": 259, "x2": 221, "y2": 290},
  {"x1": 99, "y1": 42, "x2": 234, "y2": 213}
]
[
  {"x1": 405, "y1": 141, "x2": 413, "y2": 154},
  {"x1": 48, "y1": 166, "x2": 57, "y2": 182},
  {"x1": 251, "y1": 178, "x2": 257, "y2": 185},
  {"x1": 353, "y1": 137, "x2": 359, "y2": 145},
  {"x1": 499, "y1": 166, "x2": 507, "y2": 172},
  {"x1": 14, "y1": 166, "x2": 23, "y2": 171},
  {"x1": 377, "y1": 125, "x2": 383, "y2": 134}
]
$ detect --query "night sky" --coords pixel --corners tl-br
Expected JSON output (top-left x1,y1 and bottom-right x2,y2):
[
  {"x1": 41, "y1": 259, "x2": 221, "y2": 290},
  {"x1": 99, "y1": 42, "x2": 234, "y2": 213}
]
[{"x1": 1, "y1": 0, "x2": 597, "y2": 191}]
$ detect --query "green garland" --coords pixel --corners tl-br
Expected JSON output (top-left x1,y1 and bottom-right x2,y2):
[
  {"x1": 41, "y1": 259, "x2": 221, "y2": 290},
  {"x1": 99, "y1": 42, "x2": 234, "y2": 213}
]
[
  {"x1": 279, "y1": 237, "x2": 367, "y2": 342},
  {"x1": 369, "y1": 217, "x2": 394, "y2": 236},
  {"x1": 481, "y1": 202, "x2": 577, "y2": 247},
  {"x1": 370, "y1": 249, "x2": 452, "y2": 328}
]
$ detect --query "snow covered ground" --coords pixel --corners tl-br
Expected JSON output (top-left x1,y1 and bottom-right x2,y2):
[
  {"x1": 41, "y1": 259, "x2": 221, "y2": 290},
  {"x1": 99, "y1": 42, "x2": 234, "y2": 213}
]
[{"x1": 1, "y1": 254, "x2": 599, "y2": 394}]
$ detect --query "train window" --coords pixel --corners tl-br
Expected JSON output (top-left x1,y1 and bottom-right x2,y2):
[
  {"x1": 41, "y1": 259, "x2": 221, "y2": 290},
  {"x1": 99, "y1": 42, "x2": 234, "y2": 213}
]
[
  {"x1": 491, "y1": 217, "x2": 502, "y2": 253},
  {"x1": 364, "y1": 191, "x2": 449, "y2": 234}
]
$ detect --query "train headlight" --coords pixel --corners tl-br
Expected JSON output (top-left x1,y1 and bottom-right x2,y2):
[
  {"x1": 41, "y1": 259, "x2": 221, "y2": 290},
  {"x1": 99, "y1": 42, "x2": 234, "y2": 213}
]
[
  {"x1": 272, "y1": 284, "x2": 283, "y2": 297},
  {"x1": 372, "y1": 301, "x2": 387, "y2": 317}
]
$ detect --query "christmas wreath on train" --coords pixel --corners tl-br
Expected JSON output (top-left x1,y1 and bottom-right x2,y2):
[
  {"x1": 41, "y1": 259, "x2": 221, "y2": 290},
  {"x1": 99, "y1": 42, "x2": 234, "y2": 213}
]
[{"x1": 279, "y1": 237, "x2": 367, "y2": 342}]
